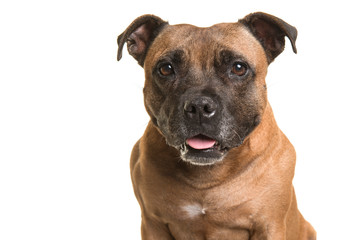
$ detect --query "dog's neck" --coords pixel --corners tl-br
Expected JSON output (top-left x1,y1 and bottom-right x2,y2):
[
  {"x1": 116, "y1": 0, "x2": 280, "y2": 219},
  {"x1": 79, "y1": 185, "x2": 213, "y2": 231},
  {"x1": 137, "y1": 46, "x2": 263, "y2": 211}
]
[{"x1": 141, "y1": 102, "x2": 282, "y2": 189}]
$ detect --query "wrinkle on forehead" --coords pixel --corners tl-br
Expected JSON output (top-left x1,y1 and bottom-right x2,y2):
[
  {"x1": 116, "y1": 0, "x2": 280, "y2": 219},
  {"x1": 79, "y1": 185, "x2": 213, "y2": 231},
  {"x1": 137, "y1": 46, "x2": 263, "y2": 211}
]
[{"x1": 145, "y1": 23, "x2": 267, "y2": 74}]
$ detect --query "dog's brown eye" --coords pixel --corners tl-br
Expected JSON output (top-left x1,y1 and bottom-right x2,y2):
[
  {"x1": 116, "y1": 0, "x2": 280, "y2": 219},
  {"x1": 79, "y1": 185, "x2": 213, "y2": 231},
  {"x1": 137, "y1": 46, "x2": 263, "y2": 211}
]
[
  {"x1": 231, "y1": 62, "x2": 247, "y2": 76},
  {"x1": 159, "y1": 63, "x2": 174, "y2": 76}
]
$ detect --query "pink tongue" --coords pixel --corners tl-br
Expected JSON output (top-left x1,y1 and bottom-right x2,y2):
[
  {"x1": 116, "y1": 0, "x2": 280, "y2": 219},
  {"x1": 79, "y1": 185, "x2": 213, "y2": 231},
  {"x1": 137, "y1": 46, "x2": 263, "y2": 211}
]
[{"x1": 186, "y1": 135, "x2": 216, "y2": 150}]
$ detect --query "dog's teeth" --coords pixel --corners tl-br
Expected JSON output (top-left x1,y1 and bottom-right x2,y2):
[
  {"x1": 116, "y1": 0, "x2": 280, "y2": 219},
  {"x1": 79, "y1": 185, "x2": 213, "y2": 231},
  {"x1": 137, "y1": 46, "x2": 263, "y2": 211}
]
[{"x1": 181, "y1": 144, "x2": 186, "y2": 151}]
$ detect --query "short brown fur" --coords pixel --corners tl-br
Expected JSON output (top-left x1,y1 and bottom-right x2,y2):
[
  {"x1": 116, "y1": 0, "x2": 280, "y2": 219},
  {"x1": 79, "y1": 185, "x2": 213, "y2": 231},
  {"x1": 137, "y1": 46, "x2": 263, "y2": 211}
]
[{"x1": 118, "y1": 12, "x2": 316, "y2": 240}]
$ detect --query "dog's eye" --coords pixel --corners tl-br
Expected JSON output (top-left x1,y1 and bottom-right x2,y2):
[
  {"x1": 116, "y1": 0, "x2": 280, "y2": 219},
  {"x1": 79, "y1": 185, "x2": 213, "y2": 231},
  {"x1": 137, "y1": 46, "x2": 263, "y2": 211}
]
[
  {"x1": 159, "y1": 63, "x2": 174, "y2": 76},
  {"x1": 231, "y1": 62, "x2": 247, "y2": 76}
]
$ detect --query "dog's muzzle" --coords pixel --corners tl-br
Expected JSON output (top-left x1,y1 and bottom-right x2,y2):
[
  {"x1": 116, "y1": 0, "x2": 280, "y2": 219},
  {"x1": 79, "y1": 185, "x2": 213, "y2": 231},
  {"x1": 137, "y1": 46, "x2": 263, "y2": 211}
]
[{"x1": 179, "y1": 96, "x2": 229, "y2": 165}]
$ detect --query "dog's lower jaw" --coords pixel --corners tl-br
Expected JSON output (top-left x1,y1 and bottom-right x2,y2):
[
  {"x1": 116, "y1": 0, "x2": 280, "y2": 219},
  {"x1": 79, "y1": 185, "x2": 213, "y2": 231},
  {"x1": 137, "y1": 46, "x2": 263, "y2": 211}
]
[
  {"x1": 180, "y1": 154, "x2": 225, "y2": 166},
  {"x1": 179, "y1": 145, "x2": 227, "y2": 166}
]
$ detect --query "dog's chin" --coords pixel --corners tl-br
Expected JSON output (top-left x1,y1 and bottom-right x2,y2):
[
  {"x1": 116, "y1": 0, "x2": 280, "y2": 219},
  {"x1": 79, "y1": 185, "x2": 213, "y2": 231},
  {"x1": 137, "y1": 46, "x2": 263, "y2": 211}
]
[{"x1": 179, "y1": 141, "x2": 228, "y2": 166}]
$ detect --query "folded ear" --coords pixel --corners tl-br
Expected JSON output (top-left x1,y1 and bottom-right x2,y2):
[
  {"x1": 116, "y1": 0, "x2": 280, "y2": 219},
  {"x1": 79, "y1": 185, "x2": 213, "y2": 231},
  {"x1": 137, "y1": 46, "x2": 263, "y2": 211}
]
[
  {"x1": 117, "y1": 15, "x2": 168, "y2": 66},
  {"x1": 240, "y1": 12, "x2": 297, "y2": 63}
]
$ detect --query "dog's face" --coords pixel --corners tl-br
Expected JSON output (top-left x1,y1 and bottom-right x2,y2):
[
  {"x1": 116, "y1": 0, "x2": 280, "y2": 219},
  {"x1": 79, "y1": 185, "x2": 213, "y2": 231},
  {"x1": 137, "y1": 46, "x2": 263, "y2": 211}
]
[
  {"x1": 143, "y1": 24, "x2": 268, "y2": 165},
  {"x1": 118, "y1": 13, "x2": 297, "y2": 165}
]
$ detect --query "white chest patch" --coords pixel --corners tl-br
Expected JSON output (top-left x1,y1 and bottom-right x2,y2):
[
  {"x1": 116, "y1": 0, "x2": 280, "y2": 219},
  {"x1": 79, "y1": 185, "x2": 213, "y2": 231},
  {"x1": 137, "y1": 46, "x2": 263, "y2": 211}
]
[{"x1": 182, "y1": 203, "x2": 206, "y2": 219}]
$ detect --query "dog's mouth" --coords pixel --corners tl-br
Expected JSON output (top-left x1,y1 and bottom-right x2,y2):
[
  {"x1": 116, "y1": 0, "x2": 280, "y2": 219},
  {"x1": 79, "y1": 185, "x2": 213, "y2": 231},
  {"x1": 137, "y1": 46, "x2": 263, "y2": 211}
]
[
  {"x1": 179, "y1": 134, "x2": 228, "y2": 166},
  {"x1": 186, "y1": 134, "x2": 217, "y2": 150}
]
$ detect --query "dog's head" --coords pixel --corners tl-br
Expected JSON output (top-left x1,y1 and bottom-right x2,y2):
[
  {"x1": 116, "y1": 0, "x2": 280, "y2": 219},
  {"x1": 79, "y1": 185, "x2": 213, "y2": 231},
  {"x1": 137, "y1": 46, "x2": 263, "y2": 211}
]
[{"x1": 117, "y1": 13, "x2": 297, "y2": 166}]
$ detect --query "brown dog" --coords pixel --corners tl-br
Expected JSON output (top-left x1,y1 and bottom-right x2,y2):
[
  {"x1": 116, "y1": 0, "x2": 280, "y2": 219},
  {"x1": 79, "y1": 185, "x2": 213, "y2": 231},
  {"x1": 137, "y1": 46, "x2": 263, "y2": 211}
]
[{"x1": 117, "y1": 12, "x2": 316, "y2": 240}]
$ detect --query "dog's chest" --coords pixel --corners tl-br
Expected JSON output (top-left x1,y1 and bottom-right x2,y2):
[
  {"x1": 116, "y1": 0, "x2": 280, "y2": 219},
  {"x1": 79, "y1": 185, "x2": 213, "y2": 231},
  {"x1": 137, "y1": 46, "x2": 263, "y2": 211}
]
[
  {"x1": 166, "y1": 201, "x2": 252, "y2": 239},
  {"x1": 160, "y1": 185, "x2": 256, "y2": 239},
  {"x1": 181, "y1": 203, "x2": 207, "y2": 218}
]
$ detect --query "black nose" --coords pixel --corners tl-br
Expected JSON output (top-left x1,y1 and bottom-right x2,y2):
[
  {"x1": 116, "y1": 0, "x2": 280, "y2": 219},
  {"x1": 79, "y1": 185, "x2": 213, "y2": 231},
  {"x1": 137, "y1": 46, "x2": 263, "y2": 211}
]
[{"x1": 184, "y1": 96, "x2": 217, "y2": 123}]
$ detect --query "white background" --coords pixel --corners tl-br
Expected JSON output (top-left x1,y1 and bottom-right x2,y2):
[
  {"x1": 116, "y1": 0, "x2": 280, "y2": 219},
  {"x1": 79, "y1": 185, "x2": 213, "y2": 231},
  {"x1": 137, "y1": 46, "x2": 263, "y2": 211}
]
[{"x1": 0, "y1": 0, "x2": 359, "y2": 239}]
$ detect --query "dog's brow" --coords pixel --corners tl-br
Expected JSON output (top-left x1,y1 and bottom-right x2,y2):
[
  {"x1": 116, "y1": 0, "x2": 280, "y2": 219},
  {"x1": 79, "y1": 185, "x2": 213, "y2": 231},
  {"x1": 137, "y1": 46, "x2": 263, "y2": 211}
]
[
  {"x1": 219, "y1": 49, "x2": 246, "y2": 63},
  {"x1": 217, "y1": 49, "x2": 255, "y2": 71},
  {"x1": 160, "y1": 49, "x2": 185, "y2": 63}
]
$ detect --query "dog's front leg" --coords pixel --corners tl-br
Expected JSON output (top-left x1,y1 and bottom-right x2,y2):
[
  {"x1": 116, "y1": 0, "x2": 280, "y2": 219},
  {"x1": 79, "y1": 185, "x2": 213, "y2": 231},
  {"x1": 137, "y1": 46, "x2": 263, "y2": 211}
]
[
  {"x1": 141, "y1": 216, "x2": 174, "y2": 240},
  {"x1": 264, "y1": 224, "x2": 287, "y2": 240},
  {"x1": 266, "y1": 229, "x2": 286, "y2": 240},
  {"x1": 250, "y1": 223, "x2": 286, "y2": 240}
]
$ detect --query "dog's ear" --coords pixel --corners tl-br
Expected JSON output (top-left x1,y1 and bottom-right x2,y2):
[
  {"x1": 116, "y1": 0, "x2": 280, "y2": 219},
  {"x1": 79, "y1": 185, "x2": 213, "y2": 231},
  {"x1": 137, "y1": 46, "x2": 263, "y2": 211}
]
[
  {"x1": 240, "y1": 12, "x2": 297, "y2": 63},
  {"x1": 117, "y1": 15, "x2": 168, "y2": 66}
]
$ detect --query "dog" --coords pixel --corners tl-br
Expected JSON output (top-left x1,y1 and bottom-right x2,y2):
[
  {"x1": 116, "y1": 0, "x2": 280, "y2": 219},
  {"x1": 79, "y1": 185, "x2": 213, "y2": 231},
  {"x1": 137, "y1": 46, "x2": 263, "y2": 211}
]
[{"x1": 117, "y1": 12, "x2": 316, "y2": 240}]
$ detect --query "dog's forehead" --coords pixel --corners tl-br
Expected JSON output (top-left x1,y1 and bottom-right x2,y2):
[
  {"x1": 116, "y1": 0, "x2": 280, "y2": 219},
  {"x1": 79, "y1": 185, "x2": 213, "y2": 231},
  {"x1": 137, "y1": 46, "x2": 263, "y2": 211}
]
[{"x1": 145, "y1": 22, "x2": 267, "y2": 68}]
